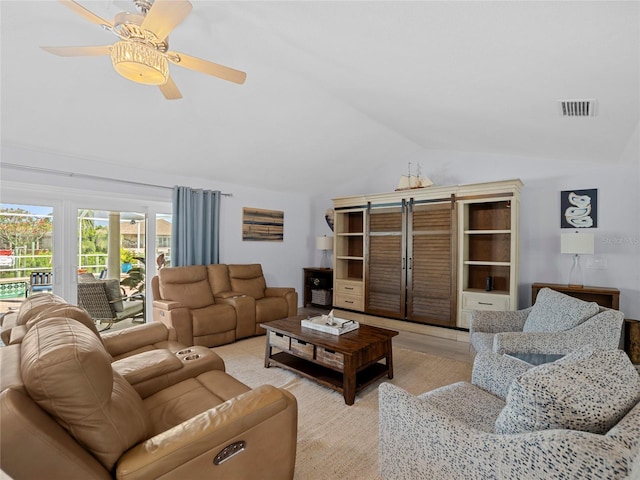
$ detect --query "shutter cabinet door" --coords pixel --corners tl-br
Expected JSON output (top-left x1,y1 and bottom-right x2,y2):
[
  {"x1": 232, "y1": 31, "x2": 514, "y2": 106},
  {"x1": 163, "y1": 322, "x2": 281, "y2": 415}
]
[
  {"x1": 366, "y1": 205, "x2": 405, "y2": 319},
  {"x1": 407, "y1": 201, "x2": 457, "y2": 327}
]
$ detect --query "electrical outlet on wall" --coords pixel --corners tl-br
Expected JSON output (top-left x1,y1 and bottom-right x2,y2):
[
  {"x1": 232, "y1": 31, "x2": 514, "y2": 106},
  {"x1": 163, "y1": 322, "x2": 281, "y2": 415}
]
[{"x1": 586, "y1": 256, "x2": 608, "y2": 269}]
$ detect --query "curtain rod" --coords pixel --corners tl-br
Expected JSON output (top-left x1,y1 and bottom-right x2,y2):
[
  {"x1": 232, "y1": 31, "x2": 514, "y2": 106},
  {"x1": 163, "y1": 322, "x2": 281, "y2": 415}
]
[{"x1": 1, "y1": 163, "x2": 233, "y2": 197}]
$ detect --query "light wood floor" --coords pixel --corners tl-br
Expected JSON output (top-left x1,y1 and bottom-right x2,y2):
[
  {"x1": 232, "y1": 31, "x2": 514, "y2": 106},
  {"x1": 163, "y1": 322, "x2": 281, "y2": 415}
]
[
  {"x1": 299, "y1": 306, "x2": 475, "y2": 363},
  {"x1": 393, "y1": 329, "x2": 475, "y2": 363},
  {"x1": 105, "y1": 307, "x2": 476, "y2": 364}
]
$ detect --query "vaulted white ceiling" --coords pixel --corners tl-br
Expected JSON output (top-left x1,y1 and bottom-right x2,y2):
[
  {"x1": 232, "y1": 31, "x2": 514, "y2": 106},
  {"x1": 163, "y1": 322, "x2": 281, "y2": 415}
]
[{"x1": 2, "y1": 1, "x2": 638, "y2": 194}]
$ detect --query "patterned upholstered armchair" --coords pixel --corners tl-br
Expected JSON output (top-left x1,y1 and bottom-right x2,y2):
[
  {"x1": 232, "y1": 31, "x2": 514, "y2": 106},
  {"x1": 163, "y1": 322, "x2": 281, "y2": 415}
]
[
  {"x1": 378, "y1": 347, "x2": 640, "y2": 479},
  {"x1": 469, "y1": 287, "x2": 624, "y2": 355}
]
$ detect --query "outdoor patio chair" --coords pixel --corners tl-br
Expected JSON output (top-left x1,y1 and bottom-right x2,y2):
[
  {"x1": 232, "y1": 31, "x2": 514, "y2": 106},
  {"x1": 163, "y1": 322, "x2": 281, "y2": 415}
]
[
  {"x1": 27, "y1": 271, "x2": 53, "y2": 296},
  {"x1": 77, "y1": 280, "x2": 144, "y2": 330}
]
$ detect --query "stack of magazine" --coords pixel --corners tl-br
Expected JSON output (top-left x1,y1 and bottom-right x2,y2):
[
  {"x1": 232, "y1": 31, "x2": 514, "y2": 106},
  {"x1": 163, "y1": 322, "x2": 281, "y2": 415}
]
[{"x1": 301, "y1": 310, "x2": 359, "y2": 335}]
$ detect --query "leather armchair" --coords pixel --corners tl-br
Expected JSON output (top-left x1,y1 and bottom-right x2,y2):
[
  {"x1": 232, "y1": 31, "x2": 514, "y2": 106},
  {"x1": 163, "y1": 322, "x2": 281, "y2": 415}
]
[{"x1": 1, "y1": 317, "x2": 298, "y2": 480}]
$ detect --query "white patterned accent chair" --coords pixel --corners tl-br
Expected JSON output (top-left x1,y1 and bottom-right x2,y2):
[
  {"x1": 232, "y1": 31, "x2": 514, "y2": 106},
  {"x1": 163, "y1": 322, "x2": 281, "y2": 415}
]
[
  {"x1": 469, "y1": 287, "x2": 624, "y2": 355},
  {"x1": 378, "y1": 346, "x2": 640, "y2": 480}
]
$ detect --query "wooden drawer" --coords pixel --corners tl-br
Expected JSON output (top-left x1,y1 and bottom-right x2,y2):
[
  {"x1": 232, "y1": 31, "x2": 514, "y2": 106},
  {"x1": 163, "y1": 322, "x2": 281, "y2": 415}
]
[
  {"x1": 269, "y1": 331, "x2": 290, "y2": 351},
  {"x1": 335, "y1": 280, "x2": 363, "y2": 296},
  {"x1": 462, "y1": 292, "x2": 510, "y2": 311},
  {"x1": 316, "y1": 346, "x2": 344, "y2": 370},
  {"x1": 335, "y1": 293, "x2": 364, "y2": 311},
  {"x1": 290, "y1": 338, "x2": 314, "y2": 360}
]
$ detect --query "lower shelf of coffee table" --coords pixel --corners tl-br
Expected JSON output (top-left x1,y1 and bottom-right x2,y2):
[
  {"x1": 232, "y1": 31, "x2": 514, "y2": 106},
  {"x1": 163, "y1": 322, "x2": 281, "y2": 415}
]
[{"x1": 268, "y1": 351, "x2": 388, "y2": 395}]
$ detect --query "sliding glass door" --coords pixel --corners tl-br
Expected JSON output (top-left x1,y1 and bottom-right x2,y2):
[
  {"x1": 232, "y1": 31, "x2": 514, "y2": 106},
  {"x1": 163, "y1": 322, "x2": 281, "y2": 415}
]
[
  {"x1": 77, "y1": 210, "x2": 145, "y2": 280},
  {"x1": 1, "y1": 182, "x2": 172, "y2": 324},
  {"x1": 0, "y1": 203, "x2": 54, "y2": 309},
  {"x1": 76, "y1": 208, "x2": 147, "y2": 322},
  {"x1": 156, "y1": 213, "x2": 172, "y2": 270}
]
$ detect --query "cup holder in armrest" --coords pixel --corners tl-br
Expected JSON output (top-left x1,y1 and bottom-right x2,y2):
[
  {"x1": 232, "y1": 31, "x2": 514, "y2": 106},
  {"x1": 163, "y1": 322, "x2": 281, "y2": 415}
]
[
  {"x1": 177, "y1": 349, "x2": 194, "y2": 355},
  {"x1": 184, "y1": 354, "x2": 201, "y2": 361}
]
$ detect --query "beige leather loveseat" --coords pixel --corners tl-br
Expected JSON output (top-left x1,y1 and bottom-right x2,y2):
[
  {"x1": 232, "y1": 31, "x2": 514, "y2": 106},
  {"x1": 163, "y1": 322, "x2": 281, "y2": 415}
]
[
  {"x1": 152, "y1": 264, "x2": 298, "y2": 347},
  {"x1": 0, "y1": 300, "x2": 298, "y2": 479}
]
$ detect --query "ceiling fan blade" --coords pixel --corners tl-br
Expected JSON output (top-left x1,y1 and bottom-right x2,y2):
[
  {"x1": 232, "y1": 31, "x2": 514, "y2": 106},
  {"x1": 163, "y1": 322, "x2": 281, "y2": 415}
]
[
  {"x1": 59, "y1": 0, "x2": 113, "y2": 28},
  {"x1": 159, "y1": 76, "x2": 183, "y2": 100},
  {"x1": 141, "y1": 0, "x2": 193, "y2": 42},
  {"x1": 168, "y1": 51, "x2": 246, "y2": 85},
  {"x1": 41, "y1": 45, "x2": 111, "y2": 57}
]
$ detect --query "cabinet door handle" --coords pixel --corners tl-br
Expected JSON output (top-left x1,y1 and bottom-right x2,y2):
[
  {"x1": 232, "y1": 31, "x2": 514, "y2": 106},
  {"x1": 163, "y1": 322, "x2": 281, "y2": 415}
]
[
  {"x1": 345, "y1": 300, "x2": 354, "y2": 304},
  {"x1": 344, "y1": 286, "x2": 354, "y2": 290},
  {"x1": 478, "y1": 302, "x2": 494, "y2": 306},
  {"x1": 402, "y1": 257, "x2": 406, "y2": 270}
]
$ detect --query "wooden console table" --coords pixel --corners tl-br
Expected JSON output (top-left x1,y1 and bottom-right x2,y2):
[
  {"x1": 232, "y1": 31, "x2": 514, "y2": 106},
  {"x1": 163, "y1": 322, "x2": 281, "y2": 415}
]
[
  {"x1": 626, "y1": 319, "x2": 640, "y2": 364},
  {"x1": 531, "y1": 282, "x2": 640, "y2": 364},
  {"x1": 531, "y1": 283, "x2": 619, "y2": 310}
]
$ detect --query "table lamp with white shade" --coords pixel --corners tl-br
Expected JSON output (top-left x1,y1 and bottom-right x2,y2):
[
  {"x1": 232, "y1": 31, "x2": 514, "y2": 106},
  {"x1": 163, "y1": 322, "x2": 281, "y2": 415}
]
[
  {"x1": 316, "y1": 236, "x2": 333, "y2": 269},
  {"x1": 561, "y1": 232, "x2": 594, "y2": 287}
]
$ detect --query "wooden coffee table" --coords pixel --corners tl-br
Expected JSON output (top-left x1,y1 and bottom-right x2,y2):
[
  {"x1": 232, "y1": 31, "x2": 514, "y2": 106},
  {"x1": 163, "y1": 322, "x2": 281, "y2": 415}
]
[{"x1": 261, "y1": 315, "x2": 398, "y2": 405}]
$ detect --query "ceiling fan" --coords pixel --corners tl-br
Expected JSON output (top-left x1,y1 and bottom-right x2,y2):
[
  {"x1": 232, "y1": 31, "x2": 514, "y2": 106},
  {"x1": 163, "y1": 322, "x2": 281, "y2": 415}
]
[{"x1": 42, "y1": 0, "x2": 246, "y2": 99}]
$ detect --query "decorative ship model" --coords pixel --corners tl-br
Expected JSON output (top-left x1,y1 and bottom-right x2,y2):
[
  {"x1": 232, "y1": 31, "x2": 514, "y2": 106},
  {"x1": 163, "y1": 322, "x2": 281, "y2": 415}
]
[{"x1": 395, "y1": 163, "x2": 433, "y2": 191}]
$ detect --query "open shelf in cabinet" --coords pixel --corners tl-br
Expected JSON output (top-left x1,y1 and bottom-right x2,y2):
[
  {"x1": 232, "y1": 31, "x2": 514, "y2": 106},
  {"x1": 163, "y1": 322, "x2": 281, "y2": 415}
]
[
  {"x1": 335, "y1": 235, "x2": 364, "y2": 258},
  {"x1": 465, "y1": 264, "x2": 511, "y2": 292},
  {"x1": 335, "y1": 209, "x2": 365, "y2": 283},
  {"x1": 461, "y1": 199, "x2": 514, "y2": 293},
  {"x1": 467, "y1": 201, "x2": 511, "y2": 230},
  {"x1": 336, "y1": 211, "x2": 364, "y2": 234},
  {"x1": 335, "y1": 258, "x2": 363, "y2": 281},
  {"x1": 466, "y1": 232, "x2": 511, "y2": 263}
]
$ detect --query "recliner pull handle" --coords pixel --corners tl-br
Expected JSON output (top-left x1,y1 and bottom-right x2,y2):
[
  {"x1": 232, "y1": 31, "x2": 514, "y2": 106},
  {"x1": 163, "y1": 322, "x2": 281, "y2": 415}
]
[{"x1": 213, "y1": 440, "x2": 246, "y2": 465}]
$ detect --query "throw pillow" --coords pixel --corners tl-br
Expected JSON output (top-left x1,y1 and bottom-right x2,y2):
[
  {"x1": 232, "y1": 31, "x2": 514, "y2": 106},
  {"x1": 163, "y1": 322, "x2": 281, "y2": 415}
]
[
  {"x1": 102, "y1": 279, "x2": 124, "y2": 312},
  {"x1": 495, "y1": 346, "x2": 640, "y2": 435},
  {"x1": 523, "y1": 287, "x2": 599, "y2": 333}
]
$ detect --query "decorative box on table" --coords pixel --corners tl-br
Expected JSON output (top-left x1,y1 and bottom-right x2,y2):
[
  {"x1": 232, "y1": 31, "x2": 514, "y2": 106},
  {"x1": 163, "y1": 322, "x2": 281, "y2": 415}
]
[{"x1": 301, "y1": 311, "x2": 359, "y2": 335}]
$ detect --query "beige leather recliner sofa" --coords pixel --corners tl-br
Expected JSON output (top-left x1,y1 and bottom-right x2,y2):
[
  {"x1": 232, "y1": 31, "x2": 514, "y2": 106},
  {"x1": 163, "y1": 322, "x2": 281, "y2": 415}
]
[
  {"x1": 152, "y1": 264, "x2": 298, "y2": 347},
  {"x1": 0, "y1": 293, "x2": 226, "y2": 398},
  {"x1": 1, "y1": 304, "x2": 298, "y2": 479},
  {"x1": 1, "y1": 291, "x2": 69, "y2": 344}
]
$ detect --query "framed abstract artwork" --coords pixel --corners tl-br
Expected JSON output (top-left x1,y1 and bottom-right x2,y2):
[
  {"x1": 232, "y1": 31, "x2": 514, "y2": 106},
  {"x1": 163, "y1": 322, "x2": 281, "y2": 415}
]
[
  {"x1": 242, "y1": 207, "x2": 284, "y2": 241},
  {"x1": 560, "y1": 189, "x2": 597, "y2": 228}
]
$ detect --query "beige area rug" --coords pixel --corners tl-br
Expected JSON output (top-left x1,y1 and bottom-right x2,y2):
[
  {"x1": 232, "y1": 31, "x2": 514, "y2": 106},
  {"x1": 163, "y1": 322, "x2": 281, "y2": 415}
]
[{"x1": 214, "y1": 336, "x2": 473, "y2": 480}]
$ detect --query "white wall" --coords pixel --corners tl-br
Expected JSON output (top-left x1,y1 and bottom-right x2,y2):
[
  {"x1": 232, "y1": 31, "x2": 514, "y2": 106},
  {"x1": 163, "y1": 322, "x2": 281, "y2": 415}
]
[
  {"x1": 4, "y1": 143, "x2": 639, "y2": 318},
  {"x1": 217, "y1": 184, "x2": 313, "y2": 295},
  {"x1": 311, "y1": 149, "x2": 640, "y2": 318},
  {"x1": 1, "y1": 145, "x2": 311, "y2": 306}
]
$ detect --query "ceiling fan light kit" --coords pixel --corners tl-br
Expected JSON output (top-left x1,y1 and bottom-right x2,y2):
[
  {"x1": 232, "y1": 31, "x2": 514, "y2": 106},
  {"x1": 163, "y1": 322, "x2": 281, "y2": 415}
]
[
  {"x1": 111, "y1": 41, "x2": 168, "y2": 85},
  {"x1": 43, "y1": 0, "x2": 246, "y2": 99}
]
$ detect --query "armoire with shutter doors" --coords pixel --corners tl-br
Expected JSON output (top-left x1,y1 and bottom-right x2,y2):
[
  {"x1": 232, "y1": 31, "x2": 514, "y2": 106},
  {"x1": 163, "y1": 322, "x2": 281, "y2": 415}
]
[{"x1": 332, "y1": 179, "x2": 522, "y2": 330}]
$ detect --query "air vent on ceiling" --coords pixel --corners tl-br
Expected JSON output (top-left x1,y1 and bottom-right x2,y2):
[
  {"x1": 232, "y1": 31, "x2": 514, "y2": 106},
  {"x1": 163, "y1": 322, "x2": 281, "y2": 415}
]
[{"x1": 558, "y1": 99, "x2": 597, "y2": 117}]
